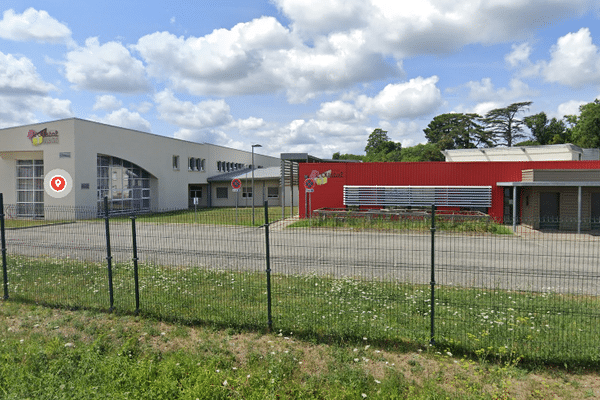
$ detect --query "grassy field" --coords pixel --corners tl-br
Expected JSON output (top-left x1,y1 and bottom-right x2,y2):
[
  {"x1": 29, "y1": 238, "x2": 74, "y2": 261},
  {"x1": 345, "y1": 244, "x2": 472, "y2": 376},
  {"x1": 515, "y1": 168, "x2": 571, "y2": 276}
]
[
  {"x1": 1, "y1": 300, "x2": 599, "y2": 399},
  {"x1": 289, "y1": 215, "x2": 513, "y2": 234},
  {"x1": 5, "y1": 255, "x2": 600, "y2": 369}
]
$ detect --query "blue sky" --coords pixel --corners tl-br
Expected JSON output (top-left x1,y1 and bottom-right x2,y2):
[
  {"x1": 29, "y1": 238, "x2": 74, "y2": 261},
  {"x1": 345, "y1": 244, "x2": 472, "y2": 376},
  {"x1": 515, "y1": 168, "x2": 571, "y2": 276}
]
[{"x1": 1, "y1": 1, "x2": 600, "y2": 158}]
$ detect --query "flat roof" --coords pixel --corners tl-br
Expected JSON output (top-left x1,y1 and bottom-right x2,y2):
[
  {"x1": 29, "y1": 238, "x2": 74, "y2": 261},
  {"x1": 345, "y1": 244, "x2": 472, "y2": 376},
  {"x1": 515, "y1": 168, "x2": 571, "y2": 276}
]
[{"x1": 497, "y1": 181, "x2": 600, "y2": 187}]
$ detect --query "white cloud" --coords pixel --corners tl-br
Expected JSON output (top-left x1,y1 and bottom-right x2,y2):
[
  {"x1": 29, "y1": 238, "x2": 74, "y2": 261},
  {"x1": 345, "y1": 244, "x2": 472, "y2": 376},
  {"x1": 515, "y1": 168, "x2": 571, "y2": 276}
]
[
  {"x1": 317, "y1": 100, "x2": 363, "y2": 122},
  {"x1": 64, "y1": 37, "x2": 150, "y2": 93},
  {"x1": 134, "y1": 17, "x2": 398, "y2": 102},
  {"x1": 92, "y1": 108, "x2": 152, "y2": 132},
  {"x1": 0, "y1": 94, "x2": 72, "y2": 128},
  {"x1": 274, "y1": 0, "x2": 595, "y2": 57},
  {"x1": 506, "y1": 43, "x2": 532, "y2": 67},
  {"x1": 540, "y1": 28, "x2": 600, "y2": 87},
  {"x1": 154, "y1": 90, "x2": 233, "y2": 129},
  {"x1": 466, "y1": 78, "x2": 537, "y2": 103},
  {"x1": 0, "y1": 8, "x2": 72, "y2": 44},
  {"x1": 556, "y1": 100, "x2": 587, "y2": 117},
  {"x1": 133, "y1": 101, "x2": 153, "y2": 114},
  {"x1": 274, "y1": 0, "x2": 370, "y2": 37},
  {"x1": 39, "y1": 97, "x2": 72, "y2": 118},
  {"x1": 358, "y1": 76, "x2": 443, "y2": 119},
  {"x1": 0, "y1": 52, "x2": 57, "y2": 95},
  {"x1": 236, "y1": 117, "x2": 267, "y2": 131},
  {"x1": 93, "y1": 95, "x2": 122, "y2": 111}
]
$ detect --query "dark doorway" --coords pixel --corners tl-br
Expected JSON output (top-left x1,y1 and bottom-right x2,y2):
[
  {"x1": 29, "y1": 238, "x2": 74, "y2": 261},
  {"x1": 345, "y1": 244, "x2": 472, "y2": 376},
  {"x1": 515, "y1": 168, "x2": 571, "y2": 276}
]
[
  {"x1": 503, "y1": 187, "x2": 520, "y2": 225},
  {"x1": 189, "y1": 185, "x2": 203, "y2": 208},
  {"x1": 591, "y1": 193, "x2": 600, "y2": 230},
  {"x1": 540, "y1": 192, "x2": 560, "y2": 230}
]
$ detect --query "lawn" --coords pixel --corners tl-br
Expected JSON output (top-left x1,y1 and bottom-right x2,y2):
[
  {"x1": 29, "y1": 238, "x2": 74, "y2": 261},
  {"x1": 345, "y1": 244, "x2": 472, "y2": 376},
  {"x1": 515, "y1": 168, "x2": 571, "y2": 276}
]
[
  {"x1": 1, "y1": 300, "x2": 599, "y2": 399},
  {"x1": 5, "y1": 254, "x2": 600, "y2": 368}
]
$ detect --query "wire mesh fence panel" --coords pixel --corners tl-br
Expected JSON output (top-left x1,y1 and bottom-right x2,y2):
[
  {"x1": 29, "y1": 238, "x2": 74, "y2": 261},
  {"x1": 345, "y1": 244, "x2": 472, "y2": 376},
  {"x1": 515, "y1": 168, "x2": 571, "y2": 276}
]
[
  {"x1": 127, "y1": 208, "x2": 269, "y2": 328},
  {"x1": 3, "y1": 205, "x2": 110, "y2": 309},
  {"x1": 269, "y1": 215, "x2": 433, "y2": 343},
  {"x1": 435, "y1": 216, "x2": 600, "y2": 365},
  {"x1": 3, "y1": 202, "x2": 600, "y2": 366}
]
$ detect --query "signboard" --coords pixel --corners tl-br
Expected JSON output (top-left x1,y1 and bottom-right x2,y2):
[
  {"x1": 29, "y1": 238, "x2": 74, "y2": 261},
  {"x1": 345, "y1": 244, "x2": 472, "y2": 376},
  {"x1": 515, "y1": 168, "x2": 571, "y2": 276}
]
[
  {"x1": 231, "y1": 178, "x2": 242, "y2": 192},
  {"x1": 304, "y1": 178, "x2": 316, "y2": 193},
  {"x1": 193, "y1": 197, "x2": 199, "y2": 205}
]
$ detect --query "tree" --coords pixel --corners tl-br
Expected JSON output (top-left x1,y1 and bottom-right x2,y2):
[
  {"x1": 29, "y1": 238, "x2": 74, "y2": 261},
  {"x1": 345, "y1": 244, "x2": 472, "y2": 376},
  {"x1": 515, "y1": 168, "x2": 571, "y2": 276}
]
[
  {"x1": 423, "y1": 113, "x2": 492, "y2": 150},
  {"x1": 400, "y1": 143, "x2": 445, "y2": 161},
  {"x1": 523, "y1": 112, "x2": 568, "y2": 145},
  {"x1": 569, "y1": 99, "x2": 600, "y2": 148},
  {"x1": 364, "y1": 129, "x2": 402, "y2": 162},
  {"x1": 332, "y1": 152, "x2": 364, "y2": 161},
  {"x1": 482, "y1": 101, "x2": 532, "y2": 146}
]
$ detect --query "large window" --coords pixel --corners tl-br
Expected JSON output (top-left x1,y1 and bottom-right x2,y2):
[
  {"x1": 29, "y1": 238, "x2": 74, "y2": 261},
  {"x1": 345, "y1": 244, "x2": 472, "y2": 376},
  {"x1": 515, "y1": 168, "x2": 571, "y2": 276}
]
[
  {"x1": 216, "y1": 187, "x2": 228, "y2": 199},
  {"x1": 268, "y1": 187, "x2": 279, "y2": 198},
  {"x1": 16, "y1": 160, "x2": 44, "y2": 218},
  {"x1": 97, "y1": 155, "x2": 151, "y2": 214}
]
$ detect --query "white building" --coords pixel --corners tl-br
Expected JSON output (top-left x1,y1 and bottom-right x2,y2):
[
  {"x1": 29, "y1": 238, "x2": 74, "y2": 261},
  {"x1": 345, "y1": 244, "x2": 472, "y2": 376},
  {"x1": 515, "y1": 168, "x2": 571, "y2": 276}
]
[
  {"x1": 0, "y1": 118, "x2": 283, "y2": 217},
  {"x1": 443, "y1": 144, "x2": 600, "y2": 162}
]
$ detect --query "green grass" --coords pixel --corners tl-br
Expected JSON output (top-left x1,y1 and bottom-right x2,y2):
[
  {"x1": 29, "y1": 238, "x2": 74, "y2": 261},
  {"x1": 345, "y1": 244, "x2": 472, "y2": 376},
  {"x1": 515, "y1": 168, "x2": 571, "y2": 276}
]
[
  {"x1": 112, "y1": 206, "x2": 298, "y2": 226},
  {"x1": 1, "y1": 301, "x2": 599, "y2": 399},
  {"x1": 289, "y1": 215, "x2": 513, "y2": 234},
  {"x1": 5, "y1": 255, "x2": 600, "y2": 368}
]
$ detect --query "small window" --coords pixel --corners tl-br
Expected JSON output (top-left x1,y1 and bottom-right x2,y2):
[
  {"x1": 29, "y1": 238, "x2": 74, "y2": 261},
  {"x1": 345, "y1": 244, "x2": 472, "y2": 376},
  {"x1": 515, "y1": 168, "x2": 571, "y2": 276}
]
[
  {"x1": 217, "y1": 161, "x2": 221, "y2": 171},
  {"x1": 216, "y1": 187, "x2": 228, "y2": 199},
  {"x1": 242, "y1": 186, "x2": 252, "y2": 198},
  {"x1": 173, "y1": 155, "x2": 180, "y2": 170},
  {"x1": 189, "y1": 157, "x2": 195, "y2": 171},
  {"x1": 268, "y1": 187, "x2": 279, "y2": 198},
  {"x1": 195, "y1": 158, "x2": 202, "y2": 171}
]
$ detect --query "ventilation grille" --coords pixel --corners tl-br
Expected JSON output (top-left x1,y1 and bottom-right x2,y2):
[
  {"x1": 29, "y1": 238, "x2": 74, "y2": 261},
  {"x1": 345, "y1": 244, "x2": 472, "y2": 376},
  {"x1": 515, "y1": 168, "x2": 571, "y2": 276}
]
[{"x1": 343, "y1": 186, "x2": 492, "y2": 207}]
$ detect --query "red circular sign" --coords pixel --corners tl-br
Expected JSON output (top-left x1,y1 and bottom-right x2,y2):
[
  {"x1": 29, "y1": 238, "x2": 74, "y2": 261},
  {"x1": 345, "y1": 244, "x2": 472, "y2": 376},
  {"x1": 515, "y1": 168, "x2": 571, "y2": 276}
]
[
  {"x1": 231, "y1": 178, "x2": 242, "y2": 189},
  {"x1": 50, "y1": 175, "x2": 67, "y2": 192},
  {"x1": 304, "y1": 178, "x2": 316, "y2": 190}
]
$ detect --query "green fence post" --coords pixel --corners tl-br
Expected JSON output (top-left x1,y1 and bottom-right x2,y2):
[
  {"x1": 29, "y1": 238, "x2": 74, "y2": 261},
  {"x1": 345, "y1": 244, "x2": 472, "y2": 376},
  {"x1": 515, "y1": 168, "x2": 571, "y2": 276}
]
[
  {"x1": 1, "y1": 194, "x2": 8, "y2": 300},
  {"x1": 430, "y1": 204, "x2": 436, "y2": 345},
  {"x1": 104, "y1": 196, "x2": 114, "y2": 312},
  {"x1": 131, "y1": 212, "x2": 140, "y2": 314},
  {"x1": 264, "y1": 201, "x2": 273, "y2": 332}
]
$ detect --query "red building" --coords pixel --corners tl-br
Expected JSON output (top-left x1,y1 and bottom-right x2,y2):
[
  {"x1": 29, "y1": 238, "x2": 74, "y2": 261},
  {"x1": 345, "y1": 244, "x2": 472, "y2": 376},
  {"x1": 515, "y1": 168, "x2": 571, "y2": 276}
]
[{"x1": 298, "y1": 160, "x2": 600, "y2": 231}]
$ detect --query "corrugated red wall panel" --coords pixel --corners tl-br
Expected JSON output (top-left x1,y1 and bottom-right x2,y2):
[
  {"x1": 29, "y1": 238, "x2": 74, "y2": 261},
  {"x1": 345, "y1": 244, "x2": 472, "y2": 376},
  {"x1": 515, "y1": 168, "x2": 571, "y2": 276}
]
[{"x1": 298, "y1": 161, "x2": 600, "y2": 220}]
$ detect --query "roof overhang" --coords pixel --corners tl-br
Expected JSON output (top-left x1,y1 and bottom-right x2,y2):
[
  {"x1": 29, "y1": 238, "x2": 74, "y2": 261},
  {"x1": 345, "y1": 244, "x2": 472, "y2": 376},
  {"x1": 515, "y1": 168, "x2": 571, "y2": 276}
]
[{"x1": 497, "y1": 181, "x2": 600, "y2": 187}]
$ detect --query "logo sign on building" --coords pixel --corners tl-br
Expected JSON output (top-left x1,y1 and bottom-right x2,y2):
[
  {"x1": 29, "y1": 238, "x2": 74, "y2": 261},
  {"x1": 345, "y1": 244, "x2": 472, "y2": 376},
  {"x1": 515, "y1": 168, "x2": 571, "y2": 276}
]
[
  {"x1": 28, "y1": 128, "x2": 59, "y2": 146},
  {"x1": 304, "y1": 178, "x2": 316, "y2": 193},
  {"x1": 44, "y1": 169, "x2": 73, "y2": 199},
  {"x1": 231, "y1": 178, "x2": 242, "y2": 192}
]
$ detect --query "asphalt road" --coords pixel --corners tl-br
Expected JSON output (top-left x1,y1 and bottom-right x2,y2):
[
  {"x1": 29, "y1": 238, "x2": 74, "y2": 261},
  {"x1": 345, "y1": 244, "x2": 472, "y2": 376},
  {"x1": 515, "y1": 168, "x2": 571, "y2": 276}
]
[{"x1": 6, "y1": 221, "x2": 600, "y2": 295}]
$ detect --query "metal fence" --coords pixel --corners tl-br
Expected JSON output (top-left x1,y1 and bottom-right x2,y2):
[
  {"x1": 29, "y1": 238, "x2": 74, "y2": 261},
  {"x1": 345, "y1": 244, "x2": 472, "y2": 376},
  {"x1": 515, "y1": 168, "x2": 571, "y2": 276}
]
[{"x1": 2, "y1": 194, "x2": 600, "y2": 366}]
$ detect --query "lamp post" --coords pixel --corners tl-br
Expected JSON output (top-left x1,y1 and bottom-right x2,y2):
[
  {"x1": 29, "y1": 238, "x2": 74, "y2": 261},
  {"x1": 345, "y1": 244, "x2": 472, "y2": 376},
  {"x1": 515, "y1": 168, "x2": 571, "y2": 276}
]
[{"x1": 251, "y1": 144, "x2": 262, "y2": 225}]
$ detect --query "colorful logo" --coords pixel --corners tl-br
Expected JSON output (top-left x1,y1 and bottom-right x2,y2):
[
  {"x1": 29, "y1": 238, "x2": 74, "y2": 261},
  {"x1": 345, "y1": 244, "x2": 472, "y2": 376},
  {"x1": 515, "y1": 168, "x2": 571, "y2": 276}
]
[{"x1": 28, "y1": 128, "x2": 59, "y2": 146}]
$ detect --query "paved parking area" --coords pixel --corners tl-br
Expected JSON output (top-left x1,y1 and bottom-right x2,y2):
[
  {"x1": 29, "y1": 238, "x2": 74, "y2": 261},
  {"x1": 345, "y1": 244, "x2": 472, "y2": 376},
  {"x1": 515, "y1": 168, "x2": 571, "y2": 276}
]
[{"x1": 5, "y1": 220, "x2": 600, "y2": 295}]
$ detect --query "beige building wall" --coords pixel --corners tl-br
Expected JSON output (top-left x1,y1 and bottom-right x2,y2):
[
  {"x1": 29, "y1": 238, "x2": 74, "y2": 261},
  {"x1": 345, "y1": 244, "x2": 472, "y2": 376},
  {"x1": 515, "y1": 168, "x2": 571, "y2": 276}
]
[
  {"x1": 0, "y1": 118, "x2": 281, "y2": 216},
  {"x1": 521, "y1": 187, "x2": 599, "y2": 230}
]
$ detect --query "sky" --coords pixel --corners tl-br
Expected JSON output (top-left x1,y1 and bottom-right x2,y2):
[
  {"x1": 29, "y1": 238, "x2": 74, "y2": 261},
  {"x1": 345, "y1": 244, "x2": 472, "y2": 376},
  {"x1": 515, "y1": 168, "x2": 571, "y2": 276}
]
[{"x1": 1, "y1": 1, "x2": 600, "y2": 159}]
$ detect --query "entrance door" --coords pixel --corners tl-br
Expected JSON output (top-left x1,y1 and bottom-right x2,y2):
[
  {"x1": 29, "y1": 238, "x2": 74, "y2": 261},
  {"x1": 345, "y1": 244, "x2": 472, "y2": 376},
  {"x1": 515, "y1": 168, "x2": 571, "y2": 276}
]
[
  {"x1": 539, "y1": 192, "x2": 560, "y2": 230},
  {"x1": 189, "y1": 185, "x2": 203, "y2": 208},
  {"x1": 591, "y1": 193, "x2": 600, "y2": 230}
]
